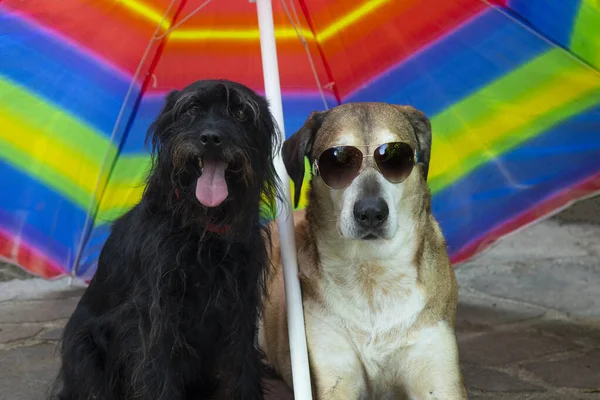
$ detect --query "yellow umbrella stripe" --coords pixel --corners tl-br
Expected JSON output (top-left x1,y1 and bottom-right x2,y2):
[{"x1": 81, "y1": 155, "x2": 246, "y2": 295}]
[
  {"x1": 0, "y1": 77, "x2": 113, "y2": 167},
  {"x1": 428, "y1": 49, "x2": 600, "y2": 193},
  {"x1": 117, "y1": 0, "x2": 390, "y2": 43}
]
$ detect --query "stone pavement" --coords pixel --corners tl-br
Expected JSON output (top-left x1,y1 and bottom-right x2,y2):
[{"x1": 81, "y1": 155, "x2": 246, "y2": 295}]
[{"x1": 1, "y1": 196, "x2": 599, "y2": 399}]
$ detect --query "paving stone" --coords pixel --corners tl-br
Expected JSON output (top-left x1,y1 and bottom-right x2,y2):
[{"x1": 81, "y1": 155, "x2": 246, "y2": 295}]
[
  {"x1": 456, "y1": 297, "x2": 546, "y2": 332},
  {"x1": 462, "y1": 365, "x2": 544, "y2": 392},
  {"x1": 459, "y1": 331, "x2": 575, "y2": 366},
  {"x1": 561, "y1": 223, "x2": 600, "y2": 258},
  {"x1": 0, "y1": 345, "x2": 292, "y2": 400},
  {"x1": 477, "y1": 220, "x2": 589, "y2": 261},
  {"x1": 37, "y1": 288, "x2": 86, "y2": 301},
  {"x1": 0, "y1": 324, "x2": 43, "y2": 344},
  {"x1": 0, "y1": 278, "x2": 85, "y2": 302},
  {"x1": 469, "y1": 259, "x2": 600, "y2": 319},
  {"x1": 0, "y1": 261, "x2": 33, "y2": 282},
  {"x1": 552, "y1": 196, "x2": 600, "y2": 226},
  {"x1": 0, "y1": 298, "x2": 79, "y2": 323},
  {"x1": 508, "y1": 394, "x2": 600, "y2": 400},
  {"x1": 523, "y1": 349, "x2": 600, "y2": 389},
  {"x1": 538, "y1": 320, "x2": 600, "y2": 345},
  {"x1": 0, "y1": 343, "x2": 60, "y2": 400},
  {"x1": 39, "y1": 327, "x2": 64, "y2": 341}
]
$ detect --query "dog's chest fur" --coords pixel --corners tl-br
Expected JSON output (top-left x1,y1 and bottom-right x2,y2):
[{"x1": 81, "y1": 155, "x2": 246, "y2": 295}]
[{"x1": 313, "y1": 238, "x2": 426, "y2": 375}]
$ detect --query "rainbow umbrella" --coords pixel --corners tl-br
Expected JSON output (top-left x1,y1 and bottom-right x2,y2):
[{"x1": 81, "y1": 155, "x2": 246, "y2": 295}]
[
  {"x1": 1, "y1": 0, "x2": 599, "y2": 297},
  {"x1": 1, "y1": 0, "x2": 599, "y2": 396}
]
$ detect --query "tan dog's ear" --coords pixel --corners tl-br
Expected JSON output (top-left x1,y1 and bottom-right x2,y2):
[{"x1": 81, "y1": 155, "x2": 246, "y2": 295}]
[
  {"x1": 396, "y1": 106, "x2": 432, "y2": 181},
  {"x1": 282, "y1": 111, "x2": 325, "y2": 208}
]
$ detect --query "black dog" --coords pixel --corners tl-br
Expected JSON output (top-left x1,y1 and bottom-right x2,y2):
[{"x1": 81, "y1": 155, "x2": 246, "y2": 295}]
[{"x1": 51, "y1": 80, "x2": 280, "y2": 400}]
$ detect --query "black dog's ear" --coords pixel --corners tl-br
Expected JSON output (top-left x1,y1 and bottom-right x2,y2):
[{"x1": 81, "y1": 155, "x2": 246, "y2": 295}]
[
  {"x1": 396, "y1": 106, "x2": 432, "y2": 181},
  {"x1": 146, "y1": 90, "x2": 181, "y2": 148},
  {"x1": 282, "y1": 111, "x2": 325, "y2": 208},
  {"x1": 158, "y1": 90, "x2": 181, "y2": 120},
  {"x1": 163, "y1": 90, "x2": 180, "y2": 111}
]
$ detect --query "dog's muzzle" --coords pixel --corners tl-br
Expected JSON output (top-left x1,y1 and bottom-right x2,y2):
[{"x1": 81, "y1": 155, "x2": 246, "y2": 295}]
[
  {"x1": 353, "y1": 196, "x2": 389, "y2": 239},
  {"x1": 199, "y1": 129, "x2": 223, "y2": 152},
  {"x1": 195, "y1": 129, "x2": 230, "y2": 208}
]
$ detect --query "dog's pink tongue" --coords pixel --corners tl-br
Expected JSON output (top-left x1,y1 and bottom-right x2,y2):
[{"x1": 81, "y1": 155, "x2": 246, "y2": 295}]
[{"x1": 195, "y1": 159, "x2": 228, "y2": 207}]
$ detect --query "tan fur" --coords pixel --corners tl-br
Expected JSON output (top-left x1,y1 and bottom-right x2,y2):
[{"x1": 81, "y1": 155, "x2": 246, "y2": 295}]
[{"x1": 260, "y1": 103, "x2": 466, "y2": 399}]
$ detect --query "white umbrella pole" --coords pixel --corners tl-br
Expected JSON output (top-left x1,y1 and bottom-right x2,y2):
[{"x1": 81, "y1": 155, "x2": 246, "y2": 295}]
[{"x1": 255, "y1": 0, "x2": 313, "y2": 399}]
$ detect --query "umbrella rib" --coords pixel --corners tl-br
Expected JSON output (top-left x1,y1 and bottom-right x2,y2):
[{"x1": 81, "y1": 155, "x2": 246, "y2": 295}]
[
  {"x1": 155, "y1": 0, "x2": 213, "y2": 40},
  {"x1": 71, "y1": 0, "x2": 181, "y2": 277},
  {"x1": 279, "y1": 0, "x2": 330, "y2": 110}
]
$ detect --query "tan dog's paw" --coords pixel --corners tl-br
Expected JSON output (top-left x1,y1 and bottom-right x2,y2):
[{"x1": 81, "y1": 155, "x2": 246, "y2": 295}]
[{"x1": 399, "y1": 322, "x2": 466, "y2": 400}]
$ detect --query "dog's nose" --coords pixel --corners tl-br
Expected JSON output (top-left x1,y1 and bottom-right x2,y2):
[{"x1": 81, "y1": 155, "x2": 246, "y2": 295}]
[
  {"x1": 353, "y1": 197, "x2": 389, "y2": 229},
  {"x1": 199, "y1": 130, "x2": 222, "y2": 147}
]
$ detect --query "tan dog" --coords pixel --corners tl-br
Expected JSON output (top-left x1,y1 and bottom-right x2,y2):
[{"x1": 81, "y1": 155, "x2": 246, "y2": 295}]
[{"x1": 259, "y1": 103, "x2": 466, "y2": 399}]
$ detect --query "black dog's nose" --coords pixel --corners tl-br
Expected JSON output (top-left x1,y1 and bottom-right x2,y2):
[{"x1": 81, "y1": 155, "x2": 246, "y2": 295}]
[
  {"x1": 199, "y1": 130, "x2": 222, "y2": 147},
  {"x1": 353, "y1": 197, "x2": 389, "y2": 229}
]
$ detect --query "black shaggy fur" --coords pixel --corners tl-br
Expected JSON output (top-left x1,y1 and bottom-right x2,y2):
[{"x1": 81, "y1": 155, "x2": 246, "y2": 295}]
[{"x1": 51, "y1": 80, "x2": 280, "y2": 400}]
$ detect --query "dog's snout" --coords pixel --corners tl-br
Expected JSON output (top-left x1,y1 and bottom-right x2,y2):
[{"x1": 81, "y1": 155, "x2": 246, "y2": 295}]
[
  {"x1": 353, "y1": 196, "x2": 389, "y2": 229},
  {"x1": 199, "y1": 130, "x2": 222, "y2": 147}
]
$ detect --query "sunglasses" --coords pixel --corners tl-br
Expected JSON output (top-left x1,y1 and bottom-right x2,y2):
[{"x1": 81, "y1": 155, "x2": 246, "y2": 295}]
[{"x1": 312, "y1": 142, "x2": 418, "y2": 189}]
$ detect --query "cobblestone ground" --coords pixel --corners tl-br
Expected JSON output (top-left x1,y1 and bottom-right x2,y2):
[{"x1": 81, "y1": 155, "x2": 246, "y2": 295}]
[{"x1": 1, "y1": 196, "x2": 599, "y2": 399}]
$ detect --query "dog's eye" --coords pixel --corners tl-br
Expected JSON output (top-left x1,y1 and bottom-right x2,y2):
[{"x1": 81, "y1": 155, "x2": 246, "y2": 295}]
[
  {"x1": 234, "y1": 109, "x2": 247, "y2": 121},
  {"x1": 188, "y1": 106, "x2": 200, "y2": 114}
]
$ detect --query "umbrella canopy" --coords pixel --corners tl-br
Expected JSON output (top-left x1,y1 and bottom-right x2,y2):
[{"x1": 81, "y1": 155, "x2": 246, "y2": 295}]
[{"x1": 1, "y1": 0, "x2": 599, "y2": 279}]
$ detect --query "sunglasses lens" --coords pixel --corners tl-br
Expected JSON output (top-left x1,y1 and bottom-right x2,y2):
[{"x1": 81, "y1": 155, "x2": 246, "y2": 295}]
[
  {"x1": 318, "y1": 146, "x2": 363, "y2": 189},
  {"x1": 374, "y1": 142, "x2": 415, "y2": 183}
]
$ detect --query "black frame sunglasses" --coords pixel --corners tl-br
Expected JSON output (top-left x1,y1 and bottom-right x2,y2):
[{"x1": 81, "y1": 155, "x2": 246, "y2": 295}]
[{"x1": 312, "y1": 142, "x2": 419, "y2": 190}]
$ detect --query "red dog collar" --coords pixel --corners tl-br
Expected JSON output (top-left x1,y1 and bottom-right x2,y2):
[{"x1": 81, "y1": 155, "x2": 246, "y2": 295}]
[{"x1": 174, "y1": 189, "x2": 231, "y2": 235}]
